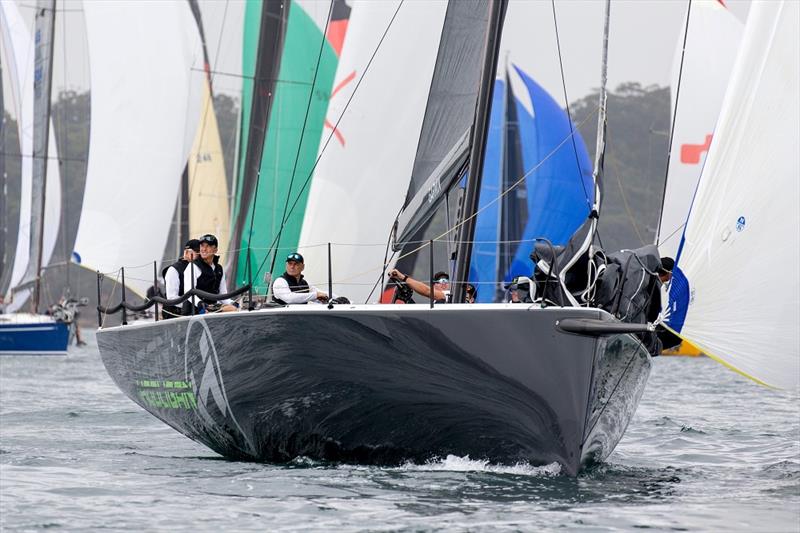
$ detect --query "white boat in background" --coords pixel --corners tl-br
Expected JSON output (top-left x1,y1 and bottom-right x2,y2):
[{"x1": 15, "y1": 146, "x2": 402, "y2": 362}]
[{"x1": 665, "y1": 0, "x2": 800, "y2": 390}]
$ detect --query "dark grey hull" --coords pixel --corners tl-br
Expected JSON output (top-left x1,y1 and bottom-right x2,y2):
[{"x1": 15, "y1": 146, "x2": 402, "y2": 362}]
[{"x1": 97, "y1": 305, "x2": 651, "y2": 476}]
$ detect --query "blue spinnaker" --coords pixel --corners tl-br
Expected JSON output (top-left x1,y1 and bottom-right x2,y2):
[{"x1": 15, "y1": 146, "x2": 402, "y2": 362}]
[{"x1": 471, "y1": 65, "x2": 593, "y2": 302}]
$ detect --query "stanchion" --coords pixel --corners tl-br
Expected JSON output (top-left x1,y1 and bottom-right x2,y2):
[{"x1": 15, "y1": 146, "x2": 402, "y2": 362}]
[
  {"x1": 153, "y1": 261, "x2": 159, "y2": 322},
  {"x1": 327, "y1": 242, "x2": 333, "y2": 310},
  {"x1": 96, "y1": 271, "x2": 102, "y2": 327},
  {"x1": 429, "y1": 240, "x2": 434, "y2": 309},
  {"x1": 121, "y1": 267, "x2": 128, "y2": 326},
  {"x1": 190, "y1": 263, "x2": 196, "y2": 316}
]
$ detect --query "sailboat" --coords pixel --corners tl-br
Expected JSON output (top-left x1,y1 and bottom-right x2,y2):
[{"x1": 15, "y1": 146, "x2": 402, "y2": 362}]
[
  {"x1": 0, "y1": 0, "x2": 71, "y2": 354},
  {"x1": 658, "y1": 0, "x2": 743, "y2": 357},
  {"x1": 664, "y1": 0, "x2": 799, "y2": 390},
  {"x1": 96, "y1": 0, "x2": 662, "y2": 476}
]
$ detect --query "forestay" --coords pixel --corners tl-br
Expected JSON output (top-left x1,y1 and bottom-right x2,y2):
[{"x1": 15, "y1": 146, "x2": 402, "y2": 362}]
[
  {"x1": 667, "y1": 1, "x2": 800, "y2": 390},
  {"x1": 73, "y1": 1, "x2": 204, "y2": 296},
  {"x1": 298, "y1": 0, "x2": 447, "y2": 303},
  {"x1": 658, "y1": 0, "x2": 743, "y2": 259}
]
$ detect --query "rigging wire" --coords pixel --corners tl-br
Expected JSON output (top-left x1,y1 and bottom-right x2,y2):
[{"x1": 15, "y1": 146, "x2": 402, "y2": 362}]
[
  {"x1": 266, "y1": 0, "x2": 336, "y2": 283},
  {"x1": 550, "y1": 0, "x2": 592, "y2": 209},
  {"x1": 656, "y1": 0, "x2": 693, "y2": 246},
  {"x1": 252, "y1": 0, "x2": 406, "y2": 283}
]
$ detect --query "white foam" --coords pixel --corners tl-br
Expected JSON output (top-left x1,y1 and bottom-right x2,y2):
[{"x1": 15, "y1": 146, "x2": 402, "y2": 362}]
[{"x1": 401, "y1": 455, "x2": 562, "y2": 477}]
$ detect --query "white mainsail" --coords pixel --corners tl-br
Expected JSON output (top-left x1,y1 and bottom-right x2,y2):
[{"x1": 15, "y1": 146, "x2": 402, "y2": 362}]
[
  {"x1": 0, "y1": 0, "x2": 61, "y2": 312},
  {"x1": 657, "y1": 0, "x2": 743, "y2": 260},
  {"x1": 667, "y1": 0, "x2": 800, "y2": 390},
  {"x1": 73, "y1": 1, "x2": 204, "y2": 296},
  {"x1": 297, "y1": 0, "x2": 447, "y2": 303}
]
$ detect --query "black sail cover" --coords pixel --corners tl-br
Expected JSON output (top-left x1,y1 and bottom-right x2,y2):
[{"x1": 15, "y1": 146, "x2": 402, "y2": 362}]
[{"x1": 395, "y1": 0, "x2": 492, "y2": 246}]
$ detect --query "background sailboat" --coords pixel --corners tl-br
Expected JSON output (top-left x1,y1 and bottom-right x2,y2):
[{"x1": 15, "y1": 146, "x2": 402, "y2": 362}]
[{"x1": 666, "y1": 0, "x2": 799, "y2": 390}]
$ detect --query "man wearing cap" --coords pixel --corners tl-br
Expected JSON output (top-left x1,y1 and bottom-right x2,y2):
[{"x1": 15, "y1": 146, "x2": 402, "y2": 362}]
[
  {"x1": 271, "y1": 252, "x2": 330, "y2": 305},
  {"x1": 652, "y1": 256, "x2": 681, "y2": 350},
  {"x1": 161, "y1": 239, "x2": 200, "y2": 319},
  {"x1": 184, "y1": 234, "x2": 238, "y2": 313},
  {"x1": 388, "y1": 269, "x2": 450, "y2": 303}
]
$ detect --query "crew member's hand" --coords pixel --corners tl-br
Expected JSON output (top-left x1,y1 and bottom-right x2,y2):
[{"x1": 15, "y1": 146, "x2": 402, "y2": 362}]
[
  {"x1": 389, "y1": 269, "x2": 403, "y2": 280},
  {"x1": 317, "y1": 291, "x2": 329, "y2": 302}
]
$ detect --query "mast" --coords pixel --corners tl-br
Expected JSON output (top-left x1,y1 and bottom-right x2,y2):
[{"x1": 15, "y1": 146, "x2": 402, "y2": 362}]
[
  {"x1": 589, "y1": 0, "x2": 610, "y2": 244},
  {"x1": 30, "y1": 0, "x2": 57, "y2": 312},
  {"x1": 452, "y1": 0, "x2": 508, "y2": 303},
  {"x1": 228, "y1": 0, "x2": 290, "y2": 285},
  {"x1": 0, "y1": 48, "x2": 6, "y2": 297}
]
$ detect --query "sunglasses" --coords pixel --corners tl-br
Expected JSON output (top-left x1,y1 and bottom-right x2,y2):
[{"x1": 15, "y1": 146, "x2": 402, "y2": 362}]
[{"x1": 434, "y1": 278, "x2": 450, "y2": 284}]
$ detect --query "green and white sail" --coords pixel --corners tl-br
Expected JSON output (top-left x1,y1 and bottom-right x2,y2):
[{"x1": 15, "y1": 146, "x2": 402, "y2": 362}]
[{"x1": 231, "y1": 0, "x2": 349, "y2": 290}]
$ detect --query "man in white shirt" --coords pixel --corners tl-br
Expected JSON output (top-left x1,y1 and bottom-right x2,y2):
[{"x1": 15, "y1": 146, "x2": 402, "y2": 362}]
[
  {"x1": 183, "y1": 234, "x2": 237, "y2": 313},
  {"x1": 271, "y1": 252, "x2": 330, "y2": 305},
  {"x1": 161, "y1": 239, "x2": 200, "y2": 319}
]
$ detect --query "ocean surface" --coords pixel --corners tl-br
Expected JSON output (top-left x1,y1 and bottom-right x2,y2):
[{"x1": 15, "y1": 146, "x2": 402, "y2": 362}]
[{"x1": 1, "y1": 329, "x2": 798, "y2": 532}]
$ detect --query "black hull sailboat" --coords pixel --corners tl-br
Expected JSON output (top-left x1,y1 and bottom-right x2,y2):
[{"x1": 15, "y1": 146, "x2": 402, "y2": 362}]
[{"x1": 97, "y1": 305, "x2": 650, "y2": 476}]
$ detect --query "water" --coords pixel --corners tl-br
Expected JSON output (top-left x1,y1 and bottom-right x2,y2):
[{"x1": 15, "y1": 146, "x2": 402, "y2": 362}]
[{"x1": 1, "y1": 330, "x2": 798, "y2": 531}]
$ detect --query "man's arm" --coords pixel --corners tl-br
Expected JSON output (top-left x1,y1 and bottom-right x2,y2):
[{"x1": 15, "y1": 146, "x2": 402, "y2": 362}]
[
  {"x1": 165, "y1": 267, "x2": 180, "y2": 300},
  {"x1": 272, "y1": 277, "x2": 318, "y2": 304},
  {"x1": 389, "y1": 270, "x2": 446, "y2": 301},
  {"x1": 218, "y1": 270, "x2": 233, "y2": 305}
]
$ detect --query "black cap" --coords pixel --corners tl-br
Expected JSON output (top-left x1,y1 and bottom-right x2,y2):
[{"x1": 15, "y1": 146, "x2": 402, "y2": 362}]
[
  {"x1": 199, "y1": 234, "x2": 218, "y2": 247},
  {"x1": 184, "y1": 239, "x2": 200, "y2": 252},
  {"x1": 433, "y1": 271, "x2": 449, "y2": 283},
  {"x1": 286, "y1": 252, "x2": 304, "y2": 263},
  {"x1": 658, "y1": 257, "x2": 675, "y2": 275}
]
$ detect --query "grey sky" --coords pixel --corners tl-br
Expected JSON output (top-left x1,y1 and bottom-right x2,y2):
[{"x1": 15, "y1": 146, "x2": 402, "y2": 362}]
[{"x1": 3, "y1": 0, "x2": 750, "y2": 112}]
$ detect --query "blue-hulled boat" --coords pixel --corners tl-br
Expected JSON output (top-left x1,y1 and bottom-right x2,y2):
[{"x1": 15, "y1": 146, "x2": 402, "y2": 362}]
[{"x1": 0, "y1": 314, "x2": 70, "y2": 355}]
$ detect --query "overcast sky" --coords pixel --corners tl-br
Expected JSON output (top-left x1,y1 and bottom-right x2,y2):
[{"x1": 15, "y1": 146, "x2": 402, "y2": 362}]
[{"x1": 3, "y1": 0, "x2": 751, "y2": 111}]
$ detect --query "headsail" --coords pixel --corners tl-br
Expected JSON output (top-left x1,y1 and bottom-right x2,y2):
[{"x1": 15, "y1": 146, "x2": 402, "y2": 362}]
[
  {"x1": 657, "y1": 0, "x2": 743, "y2": 259},
  {"x1": 297, "y1": 0, "x2": 447, "y2": 303},
  {"x1": 73, "y1": 1, "x2": 204, "y2": 296},
  {"x1": 186, "y1": 0, "x2": 231, "y2": 257},
  {"x1": 394, "y1": 0, "x2": 495, "y2": 246},
  {"x1": 666, "y1": 1, "x2": 800, "y2": 390}
]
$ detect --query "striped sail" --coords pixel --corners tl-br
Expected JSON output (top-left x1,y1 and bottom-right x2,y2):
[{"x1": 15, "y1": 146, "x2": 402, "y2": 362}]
[
  {"x1": 666, "y1": 0, "x2": 800, "y2": 390},
  {"x1": 658, "y1": 0, "x2": 743, "y2": 260},
  {"x1": 297, "y1": 0, "x2": 447, "y2": 303},
  {"x1": 232, "y1": 0, "x2": 351, "y2": 289}
]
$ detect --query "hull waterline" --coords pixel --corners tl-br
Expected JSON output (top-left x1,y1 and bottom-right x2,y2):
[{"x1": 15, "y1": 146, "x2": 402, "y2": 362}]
[{"x1": 97, "y1": 304, "x2": 651, "y2": 476}]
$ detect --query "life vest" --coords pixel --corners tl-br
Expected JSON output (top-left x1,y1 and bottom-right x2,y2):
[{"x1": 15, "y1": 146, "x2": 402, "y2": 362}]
[
  {"x1": 272, "y1": 272, "x2": 311, "y2": 305},
  {"x1": 191, "y1": 256, "x2": 224, "y2": 303},
  {"x1": 162, "y1": 259, "x2": 190, "y2": 296}
]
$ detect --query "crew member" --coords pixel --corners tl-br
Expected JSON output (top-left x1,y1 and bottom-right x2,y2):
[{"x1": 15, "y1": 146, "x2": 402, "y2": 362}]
[
  {"x1": 271, "y1": 252, "x2": 330, "y2": 304},
  {"x1": 652, "y1": 256, "x2": 681, "y2": 350},
  {"x1": 183, "y1": 234, "x2": 238, "y2": 313},
  {"x1": 388, "y1": 269, "x2": 450, "y2": 303},
  {"x1": 161, "y1": 239, "x2": 200, "y2": 319}
]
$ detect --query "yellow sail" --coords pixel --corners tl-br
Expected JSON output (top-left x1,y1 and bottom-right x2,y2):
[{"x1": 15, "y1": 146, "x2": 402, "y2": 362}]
[{"x1": 188, "y1": 79, "x2": 230, "y2": 257}]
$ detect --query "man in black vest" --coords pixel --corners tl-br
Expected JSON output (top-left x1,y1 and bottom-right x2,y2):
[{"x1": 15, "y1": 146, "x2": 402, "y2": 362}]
[
  {"x1": 184, "y1": 234, "x2": 238, "y2": 313},
  {"x1": 161, "y1": 239, "x2": 200, "y2": 319},
  {"x1": 271, "y1": 252, "x2": 330, "y2": 305}
]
